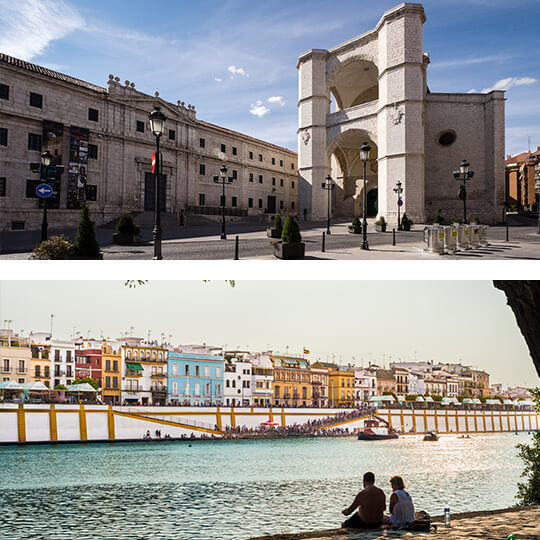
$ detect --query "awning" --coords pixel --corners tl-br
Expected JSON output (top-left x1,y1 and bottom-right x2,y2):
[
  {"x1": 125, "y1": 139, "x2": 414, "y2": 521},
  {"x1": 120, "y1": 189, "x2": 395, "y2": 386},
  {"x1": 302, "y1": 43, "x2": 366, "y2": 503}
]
[
  {"x1": 66, "y1": 383, "x2": 96, "y2": 392},
  {"x1": 21, "y1": 381, "x2": 49, "y2": 391},
  {"x1": 415, "y1": 396, "x2": 425, "y2": 402},
  {"x1": 485, "y1": 399, "x2": 500, "y2": 405},
  {"x1": 0, "y1": 381, "x2": 24, "y2": 390},
  {"x1": 126, "y1": 362, "x2": 144, "y2": 371}
]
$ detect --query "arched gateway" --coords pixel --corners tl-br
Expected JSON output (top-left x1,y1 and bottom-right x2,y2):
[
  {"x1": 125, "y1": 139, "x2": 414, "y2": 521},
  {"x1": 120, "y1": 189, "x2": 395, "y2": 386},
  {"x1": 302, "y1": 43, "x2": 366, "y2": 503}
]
[{"x1": 297, "y1": 2, "x2": 505, "y2": 224}]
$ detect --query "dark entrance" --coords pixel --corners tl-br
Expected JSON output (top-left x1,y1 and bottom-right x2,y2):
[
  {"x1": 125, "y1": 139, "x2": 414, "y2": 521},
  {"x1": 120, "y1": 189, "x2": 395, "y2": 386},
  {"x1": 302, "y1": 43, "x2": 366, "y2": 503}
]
[
  {"x1": 267, "y1": 195, "x2": 276, "y2": 214},
  {"x1": 144, "y1": 172, "x2": 167, "y2": 211},
  {"x1": 367, "y1": 188, "x2": 378, "y2": 217}
]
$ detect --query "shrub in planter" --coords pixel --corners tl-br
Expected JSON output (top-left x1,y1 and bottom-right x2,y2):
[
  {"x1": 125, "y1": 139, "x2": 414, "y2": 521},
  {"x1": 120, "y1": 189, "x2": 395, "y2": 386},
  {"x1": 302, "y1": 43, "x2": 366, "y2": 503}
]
[
  {"x1": 472, "y1": 216, "x2": 479, "y2": 224},
  {"x1": 433, "y1": 208, "x2": 444, "y2": 225},
  {"x1": 274, "y1": 215, "x2": 305, "y2": 259},
  {"x1": 31, "y1": 235, "x2": 74, "y2": 260},
  {"x1": 401, "y1": 213, "x2": 413, "y2": 231},
  {"x1": 267, "y1": 212, "x2": 283, "y2": 238},
  {"x1": 453, "y1": 217, "x2": 463, "y2": 225},
  {"x1": 375, "y1": 216, "x2": 387, "y2": 232},
  {"x1": 348, "y1": 216, "x2": 362, "y2": 234},
  {"x1": 114, "y1": 214, "x2": 141, "y2": 244},
  {"x1": 71, "y1": 203, "x2": 102, "y2": 260}
]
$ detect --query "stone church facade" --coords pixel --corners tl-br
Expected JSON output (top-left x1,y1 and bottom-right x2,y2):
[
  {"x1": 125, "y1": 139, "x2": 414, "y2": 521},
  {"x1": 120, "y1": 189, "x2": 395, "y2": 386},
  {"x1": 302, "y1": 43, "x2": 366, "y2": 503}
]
[
  {"x1": 0, "y1": 54, "x2": 298, "y2": 231},
  {"x1": 297, "y1": 2, "x2": 505, "y2": 224}
]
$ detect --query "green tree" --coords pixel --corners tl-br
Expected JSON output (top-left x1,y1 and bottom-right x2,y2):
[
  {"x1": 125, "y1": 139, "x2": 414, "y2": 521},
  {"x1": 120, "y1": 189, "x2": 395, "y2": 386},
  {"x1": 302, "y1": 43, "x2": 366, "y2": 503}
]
[
  {"x1": 31, "y1": 235, "x2": 74, "y2": 260},
  {"x1": 116, "y1": 214, "x2": 140, "y2": 235},
  {"x1": 431, "y1": 394, "x2": 443, "y2": 402},
  {"x1": 72, "y1": 377, "x2": 99, "y2": 391},
  {"x1": 72, "y1": 203, "x2": 102, "y2": 259},
  {"x1": 434, "y1": 208, "x2": 444, "y2": 224},
  {"x1": 54, "y1": 384, "x2": 68, "y2": 390},
  {"x1": 273, "y1": 211, "x2": 283, "y2": 231},
  {"x1": 516, "y1": 388, "x2": 540, "y2": 505},
  {"x1": 281, "y1": 215, "x2": 301, "y2": 244}
]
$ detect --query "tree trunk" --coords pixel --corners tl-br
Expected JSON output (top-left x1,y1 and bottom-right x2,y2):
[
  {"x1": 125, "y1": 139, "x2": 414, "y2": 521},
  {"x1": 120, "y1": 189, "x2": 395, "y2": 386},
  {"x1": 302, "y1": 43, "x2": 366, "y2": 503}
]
[{"x1": 494, "y1": 281, "x2": 540, "y2": 377}]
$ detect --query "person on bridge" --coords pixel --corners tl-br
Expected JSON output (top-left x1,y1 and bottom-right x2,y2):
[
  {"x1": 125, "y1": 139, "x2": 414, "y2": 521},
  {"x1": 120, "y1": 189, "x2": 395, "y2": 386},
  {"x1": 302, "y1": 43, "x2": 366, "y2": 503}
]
[{"x1": 341, "y1": 471, "x2": 386, "y2": 529}]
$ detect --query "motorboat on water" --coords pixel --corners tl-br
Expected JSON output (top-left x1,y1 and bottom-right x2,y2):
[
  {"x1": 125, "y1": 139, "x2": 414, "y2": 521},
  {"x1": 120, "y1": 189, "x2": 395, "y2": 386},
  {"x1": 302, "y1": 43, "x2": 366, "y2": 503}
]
[
  {"x1": 357, "y1": 417, "x2": 399, "y2": 440},
  {"x1": 423, "y1": 431, "x2": 439, "y2": 441}
]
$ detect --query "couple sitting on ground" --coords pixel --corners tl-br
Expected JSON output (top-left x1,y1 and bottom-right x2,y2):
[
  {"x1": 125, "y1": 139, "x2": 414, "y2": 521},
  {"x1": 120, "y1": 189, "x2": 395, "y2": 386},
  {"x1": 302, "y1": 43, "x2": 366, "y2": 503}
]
[{"x1": 341, "y1": 472, "x2": 415, "y2": 529}]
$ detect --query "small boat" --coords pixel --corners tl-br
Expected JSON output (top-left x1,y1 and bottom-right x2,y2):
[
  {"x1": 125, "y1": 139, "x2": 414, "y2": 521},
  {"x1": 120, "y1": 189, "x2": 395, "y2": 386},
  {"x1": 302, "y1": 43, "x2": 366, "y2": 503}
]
[
  {"x1": 423, "y1": 431, "x2": 438, "y2": 441},
  {"x1": 357, "y1": 417, "x2": 399, "y2": 440}
]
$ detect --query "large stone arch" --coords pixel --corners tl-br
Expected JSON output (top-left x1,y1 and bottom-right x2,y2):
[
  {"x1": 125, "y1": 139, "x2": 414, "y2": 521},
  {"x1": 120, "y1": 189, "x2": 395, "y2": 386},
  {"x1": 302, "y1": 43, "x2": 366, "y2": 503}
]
[
  {"x1": 297, "y1": 3, "x2": 427, "y2": 224},
  {"x1": 327, "y1": 129, "x2": 379, "y2": 218}
]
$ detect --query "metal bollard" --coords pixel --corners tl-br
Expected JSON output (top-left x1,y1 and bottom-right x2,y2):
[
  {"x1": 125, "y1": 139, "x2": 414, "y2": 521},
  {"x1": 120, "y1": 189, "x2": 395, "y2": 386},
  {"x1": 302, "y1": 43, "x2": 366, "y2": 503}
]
[
  {"x1": 392, "y1": 228, "x2": 396, "y2": 246},
  {"x1": 505, "y1": 219, "x2": 509, "y2": 242},
  {"x1": 322, "y1": 231, "x2": 326, "y2": 252},
  {"x1": 234, "y1": 235, "x2": 239, "y2": 260}
]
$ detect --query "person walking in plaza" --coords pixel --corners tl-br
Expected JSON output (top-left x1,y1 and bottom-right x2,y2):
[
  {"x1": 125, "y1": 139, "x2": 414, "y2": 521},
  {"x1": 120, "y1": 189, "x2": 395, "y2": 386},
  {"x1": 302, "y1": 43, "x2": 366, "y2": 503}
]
[
  {"x1": 341, "y1": 471, "x2": 386, "y2": 529},
  {"x1": 383, "y1": 475, "x2": 415, "y2": 527}
]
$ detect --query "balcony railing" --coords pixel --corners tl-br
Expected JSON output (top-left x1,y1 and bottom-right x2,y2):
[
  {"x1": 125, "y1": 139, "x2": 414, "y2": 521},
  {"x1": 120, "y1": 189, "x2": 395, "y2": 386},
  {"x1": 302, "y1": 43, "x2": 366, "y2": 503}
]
[
  {"x1": 150, "y1": 373, "x2": 166, "y2": 378},
  {"x1": 16, "y1": 368, "x2": 28, "y2": 374},
  {"x1": 151, "y1": 386, "x2": 166, "y2": 393},
  {"x1": 1, "y1": 367, "x2": 12, "y2": 373},
  {"x1": 126, "y1": 371, "x2": 142, "y2": 377}
]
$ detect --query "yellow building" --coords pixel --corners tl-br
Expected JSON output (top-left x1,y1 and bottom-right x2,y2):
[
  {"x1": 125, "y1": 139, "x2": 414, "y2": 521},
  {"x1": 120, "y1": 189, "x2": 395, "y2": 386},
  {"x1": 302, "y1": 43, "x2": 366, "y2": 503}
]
[
  {"x1": 30, "y1": 343, "x2": 51, "y2": 387},
  {"x1": 102, "y1": 341, "x2": 121, "y2": 405},
  {"x1": 323, "y1": 363, "x2": 355, "y2": 406},
  {"x1": 0, "y1": 334, "x2": 33, "y2": 384},
  {"x1": 309, "y1": 362, "x2": 329, "y2": 407},
  {"x1": 271, "y1": 355, "x2": 311, "y2": 407}
]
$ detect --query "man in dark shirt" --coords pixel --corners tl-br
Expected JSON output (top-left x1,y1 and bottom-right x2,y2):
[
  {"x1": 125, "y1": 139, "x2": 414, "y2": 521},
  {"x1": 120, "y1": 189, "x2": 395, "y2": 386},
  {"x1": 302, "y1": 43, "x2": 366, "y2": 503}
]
[{"x1": 341, "y1": 471, "x2": 386, "y2": 529}]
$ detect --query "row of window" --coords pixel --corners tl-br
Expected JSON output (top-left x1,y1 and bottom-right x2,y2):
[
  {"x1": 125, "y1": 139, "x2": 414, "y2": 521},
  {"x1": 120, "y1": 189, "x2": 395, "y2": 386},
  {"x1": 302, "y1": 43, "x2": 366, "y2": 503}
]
[
  {"x1": 1, "y1": 359, "x2": 27, "y2": 372},
  {"x1": 199, "y1": 138, "x2": 295, "y2": 170},
  {"x1": 125, "y1": 349, "x2": 164, "y2": 361},
  {"x1": 0, "y1": 128, "x2": 99, "y2": 159},
  {"x1": 170, "y1": 363, "x2": 222, "y2": 378},
  {"x1": 274, "y1": 385, "x2": 309, "y2": 399},
  {"x1": 104, "y1": 376, "x2": 119, "y2": 389},
  {"x1": 275, "y1": 371, "x2": 310, "y2": 382},
  {"x1": 171, "y1": 380, "x2": 222, "y2": 396},
  {"x1": 197, "y1": 193, "x2": 295, "y2": 211},
  {"x1": 225, "y1": 379, "x2": 250, "y2": 388}
]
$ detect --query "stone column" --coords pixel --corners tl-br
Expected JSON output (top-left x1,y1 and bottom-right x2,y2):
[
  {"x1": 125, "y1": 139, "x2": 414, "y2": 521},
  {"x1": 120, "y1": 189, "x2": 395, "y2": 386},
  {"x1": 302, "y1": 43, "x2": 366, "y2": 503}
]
[
  {"x1": 297, "y1": 49, "x2": 329, "y2": 220},
  {"x1": 377, "y1": 4, "x2": 426, "y2": 225}
]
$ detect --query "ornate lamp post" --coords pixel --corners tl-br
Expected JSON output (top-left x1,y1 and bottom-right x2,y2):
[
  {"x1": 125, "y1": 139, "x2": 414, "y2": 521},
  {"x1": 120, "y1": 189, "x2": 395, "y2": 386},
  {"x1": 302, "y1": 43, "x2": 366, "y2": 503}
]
[
  {"x1": 359, "y1": 142, "x2": 371, "y2": 250},
  {"x1": 393, "y1": 181, "x2": 404, "y2": 230},
  {"x1": 453, "y1": 159, "x2": 474, "y2": 224},
  {"x1": 40, "y1": 150, "x2": 53, "y2": 242},
  {"x1": 148, "y1": 105, "x2": 167, "y2": 260},
  {"x1": 321, "y1": 175, "x2": 335, "y2": 234},
  {"x1": 213, "y1": 165, "x2": 234, "y2": 239}
]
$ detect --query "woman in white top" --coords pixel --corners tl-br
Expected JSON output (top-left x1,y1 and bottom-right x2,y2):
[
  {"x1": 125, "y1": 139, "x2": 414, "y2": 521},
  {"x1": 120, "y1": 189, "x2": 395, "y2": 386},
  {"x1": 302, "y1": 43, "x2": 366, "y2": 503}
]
[{"x1": 384, "y1": 475, "x2": 415, "y2": 527}]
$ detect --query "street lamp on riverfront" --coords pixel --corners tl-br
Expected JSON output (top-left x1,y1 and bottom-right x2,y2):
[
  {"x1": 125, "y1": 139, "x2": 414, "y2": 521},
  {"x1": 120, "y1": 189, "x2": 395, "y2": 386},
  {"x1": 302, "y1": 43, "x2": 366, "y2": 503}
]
[
  {"x1": 40, "y1": 150, "x2": 53, "y2": 243},
  {"x1": 453, "y1": 159, "x2": 474, "y2": 224},
  {"x1": 321, "y1": 175, "x2": 335, "y2": 234},
  {"x1": 214, "y1": 165, "x2": 234, "y2": 239},
  {"x1": 359, "y1": 142, "x2": 371, "y2": 250},
  {"x1": 393, "y1": 181, "x2": 404, "y2": 230},
  {"x1": 148, "y1": 105, "x2": 167, "y2": 260}
]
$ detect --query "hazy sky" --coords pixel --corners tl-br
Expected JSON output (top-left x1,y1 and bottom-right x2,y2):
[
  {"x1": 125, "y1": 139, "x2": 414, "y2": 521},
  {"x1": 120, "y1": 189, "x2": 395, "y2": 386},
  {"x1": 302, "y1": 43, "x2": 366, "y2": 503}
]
[
  {"x1": 0, "y1": 280, "x2": 537, "y2": 388},
  {"x1": 0, "y1": 0, "x2": 538, "y2": 154}
]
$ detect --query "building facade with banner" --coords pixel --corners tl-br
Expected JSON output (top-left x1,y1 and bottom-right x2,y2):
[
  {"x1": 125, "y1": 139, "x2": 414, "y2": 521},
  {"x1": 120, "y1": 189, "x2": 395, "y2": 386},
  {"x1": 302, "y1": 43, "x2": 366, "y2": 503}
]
[{"x1": 0, "y1": 53, "x2": 298, "y2": 230}]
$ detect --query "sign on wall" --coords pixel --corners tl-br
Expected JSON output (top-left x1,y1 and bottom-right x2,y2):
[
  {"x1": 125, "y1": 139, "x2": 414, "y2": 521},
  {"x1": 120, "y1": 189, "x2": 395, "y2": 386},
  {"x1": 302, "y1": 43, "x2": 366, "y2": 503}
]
[{"x1": 40, "y1": 120, "x2": 64, "y2": 209}]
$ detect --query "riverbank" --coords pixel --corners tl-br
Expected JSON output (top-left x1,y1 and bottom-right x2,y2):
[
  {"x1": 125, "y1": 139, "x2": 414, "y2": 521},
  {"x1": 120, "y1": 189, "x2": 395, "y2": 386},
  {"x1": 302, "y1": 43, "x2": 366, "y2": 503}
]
[{"x1": 251, "y1": 506, "x2": 540, "y2": 539}]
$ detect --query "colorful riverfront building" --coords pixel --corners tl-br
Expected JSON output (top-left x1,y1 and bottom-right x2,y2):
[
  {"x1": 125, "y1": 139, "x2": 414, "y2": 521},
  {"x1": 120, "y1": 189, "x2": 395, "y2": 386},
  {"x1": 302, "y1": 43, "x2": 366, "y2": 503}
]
[{"x1": 167, "y1": 348, "x2": 224, "y2": 406}]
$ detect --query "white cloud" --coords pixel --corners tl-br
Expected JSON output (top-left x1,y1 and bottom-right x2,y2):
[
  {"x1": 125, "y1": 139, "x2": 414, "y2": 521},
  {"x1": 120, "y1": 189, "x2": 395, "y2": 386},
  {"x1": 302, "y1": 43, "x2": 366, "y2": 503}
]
[
  {"x1": 268, "y1": 96, "x2": 285, "y2": 106},
  {"x1": 481, "y1": 77, "x2": 537, "y2": 93},
  {"x1": 249, "y1": 100, "x2": 270, "y2": 117},
  {"x1": 0, "y1": 0, "x2": 84, "y2": 60},
  {"x1": 228, "y1": 65, "x2": 248, "y2": 78},
  {"x1": 214, "y1": 77, "x2": 223, "y2": 83}
]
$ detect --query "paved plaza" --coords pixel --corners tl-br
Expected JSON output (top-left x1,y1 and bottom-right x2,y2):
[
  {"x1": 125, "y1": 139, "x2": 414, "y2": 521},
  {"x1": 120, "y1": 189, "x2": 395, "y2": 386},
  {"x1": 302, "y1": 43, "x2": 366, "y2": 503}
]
[
  {"x1": 0, "y1": 217, "x2": 539, "y2": 261},
  {"x1": 253, "y1": 506, "x2": 540, "y2": 539}
]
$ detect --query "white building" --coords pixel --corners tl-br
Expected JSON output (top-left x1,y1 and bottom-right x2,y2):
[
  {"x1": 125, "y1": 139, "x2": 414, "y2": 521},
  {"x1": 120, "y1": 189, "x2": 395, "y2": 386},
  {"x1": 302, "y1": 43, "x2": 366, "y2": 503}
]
[
  {"x1": 29, "y1": 333, "x2": 76, "y2": 388},
  {"x1": 249, "y1": 354, "x2": 273, "y2": 407},
  {"x1": 407, "y1": 371, "x2": 426, "y2": 396},
  {"x1": 224, "y1": 358, "x2": 252, "y2": 406},
  {"x1": 354, "y1": 369, "x2": 376, "y2": 405}
]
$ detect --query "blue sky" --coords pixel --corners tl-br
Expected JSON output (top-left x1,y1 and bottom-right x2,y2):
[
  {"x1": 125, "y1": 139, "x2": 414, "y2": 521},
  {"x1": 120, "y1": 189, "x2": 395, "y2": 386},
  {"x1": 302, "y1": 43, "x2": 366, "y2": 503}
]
[{"x1": 0, "y1": 0, "x2": 539, "y2": 154}]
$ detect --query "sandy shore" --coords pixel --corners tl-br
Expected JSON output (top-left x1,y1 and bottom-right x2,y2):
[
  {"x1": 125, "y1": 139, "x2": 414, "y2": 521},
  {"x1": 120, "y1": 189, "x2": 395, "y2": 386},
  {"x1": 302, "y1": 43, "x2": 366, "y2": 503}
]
[{"x1": 251, "y1": 506, "x2": 540, "y2": 539}]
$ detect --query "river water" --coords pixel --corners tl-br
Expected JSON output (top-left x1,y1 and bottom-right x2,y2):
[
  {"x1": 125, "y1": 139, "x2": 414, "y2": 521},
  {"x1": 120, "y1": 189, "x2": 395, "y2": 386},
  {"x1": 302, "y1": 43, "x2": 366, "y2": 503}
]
[{"x1": 0, "y1": 433, "x2": 529, "y2": 539}]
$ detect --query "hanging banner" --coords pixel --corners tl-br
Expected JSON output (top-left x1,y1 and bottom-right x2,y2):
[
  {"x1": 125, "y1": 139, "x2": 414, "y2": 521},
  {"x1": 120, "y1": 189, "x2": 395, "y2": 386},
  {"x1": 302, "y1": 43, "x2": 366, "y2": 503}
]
[
  {"x1": 40, "y1": 120, "x2": 64, "y2": 209},
  {"x1": 67, "y1": 126, "x2": 90, "y2": 209}
]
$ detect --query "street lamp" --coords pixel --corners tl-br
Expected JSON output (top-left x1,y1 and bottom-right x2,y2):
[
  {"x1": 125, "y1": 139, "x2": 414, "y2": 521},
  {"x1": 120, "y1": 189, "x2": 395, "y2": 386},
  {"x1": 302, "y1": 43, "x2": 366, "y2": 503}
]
[
  {"x1": 453, "y1": 159, "x2": 474, "y2": 223},
  {"x1": 321, "y1": 175, "x2": 335, "y2": 234},
  {"x1": 40, "y1": 150, "x2": 53, "y2": 242},
  {"x1": 359, "y1": 142, "x2": 371, "y2": 250},
  {"x1": 213, "y1": 165, "x2": 234, "y2": 239},
  {"x1": 393, "y1": 181, "x2": 404, "y2": 230},
  {"x1": 148, "y1": 105, "x2": 167, "y2": 260}
]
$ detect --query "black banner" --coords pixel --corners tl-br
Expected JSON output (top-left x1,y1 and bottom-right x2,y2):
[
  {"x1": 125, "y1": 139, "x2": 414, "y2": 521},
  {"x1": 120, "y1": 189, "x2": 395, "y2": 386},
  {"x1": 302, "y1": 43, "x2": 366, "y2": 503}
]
[
  {"x1": 68, "y1": 126, "x2": 90, "y2": 209},
  {"x1": 41, "y1": 120, "x2": 64, "y2": 209}
]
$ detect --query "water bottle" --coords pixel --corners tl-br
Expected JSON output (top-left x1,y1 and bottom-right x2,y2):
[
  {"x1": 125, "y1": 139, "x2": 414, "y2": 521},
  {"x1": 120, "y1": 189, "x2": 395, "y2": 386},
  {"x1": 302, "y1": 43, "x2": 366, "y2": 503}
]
[{"x1": 444, "y1": 507, "x2": 450, "y2": 528}]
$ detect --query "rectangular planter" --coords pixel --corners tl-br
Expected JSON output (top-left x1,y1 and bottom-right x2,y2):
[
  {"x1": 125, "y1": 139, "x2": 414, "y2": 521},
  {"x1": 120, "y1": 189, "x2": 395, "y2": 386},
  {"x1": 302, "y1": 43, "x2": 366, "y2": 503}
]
[
  {"x1": 274, "y1": 242, "x2": 305, "y2": 260},
  {"x1": 113, "y1": 232, "x2": 135, "y2": 244},
  {"x1": 267, "y1": 228, "x2": 282, "y2": 239},
  {"x1": 376, "y1": 224, "x2": 387, "y2": 232}
]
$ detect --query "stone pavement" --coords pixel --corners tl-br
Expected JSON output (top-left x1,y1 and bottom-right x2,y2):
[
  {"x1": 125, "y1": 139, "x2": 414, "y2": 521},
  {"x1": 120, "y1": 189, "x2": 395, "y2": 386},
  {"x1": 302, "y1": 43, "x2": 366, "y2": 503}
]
[
  {"x1": 0, "y1": 218, "x2": 538, "y2": 260},
  {"x1": 251, "y1": 506, "x2": 540, "y2": 539}
]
